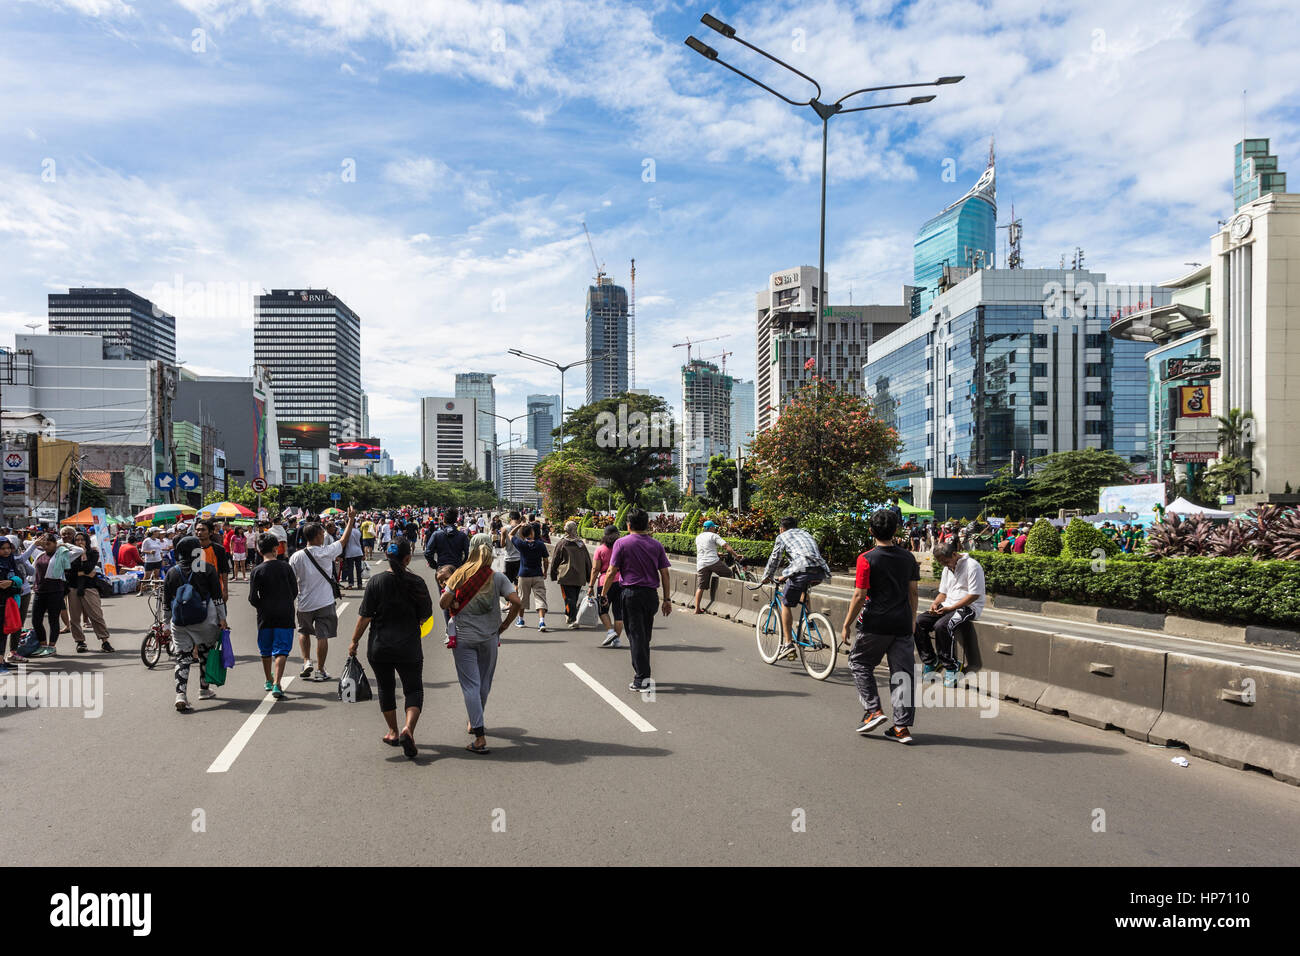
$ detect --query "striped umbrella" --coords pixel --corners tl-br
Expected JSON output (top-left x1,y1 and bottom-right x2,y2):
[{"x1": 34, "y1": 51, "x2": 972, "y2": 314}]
[
  {"x1": 197, "y1": 501, "x2": 256, "y2": 520},
  {"x1": 135, "y1": 504, "x2": 197, "y2": 526},
  {"x1": 321, "y1": 507, "x2": 344, "y2": 516}
]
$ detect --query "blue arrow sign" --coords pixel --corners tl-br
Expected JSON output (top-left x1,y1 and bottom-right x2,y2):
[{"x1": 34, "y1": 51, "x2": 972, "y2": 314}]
[
  {"x1": 330, "y1": 492, "x2": 342, "y2": 500},
  {"x1": 179, "y1": 471, "x2": 200, "y2": 490},
  {"x1": 154, "y1": 472, "x2": 175, "y2": 490}
]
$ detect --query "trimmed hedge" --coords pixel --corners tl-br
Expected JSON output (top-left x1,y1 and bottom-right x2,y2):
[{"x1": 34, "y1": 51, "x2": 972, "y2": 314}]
[{"x1": 970, "y1": 552, "x2": 1300, "y2": 628}]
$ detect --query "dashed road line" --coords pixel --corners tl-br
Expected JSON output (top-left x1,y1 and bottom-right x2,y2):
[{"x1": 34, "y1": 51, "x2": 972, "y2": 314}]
[
  {"x1": 206, "y1": 676, "x2": 297, "y2": 773},
  {"x1": 564, "y1": 662, "x2": 657, "y2": 732}
]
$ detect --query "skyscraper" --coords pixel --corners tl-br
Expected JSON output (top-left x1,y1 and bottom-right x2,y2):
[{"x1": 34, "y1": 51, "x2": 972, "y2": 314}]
[
  {"x1": 420, "y1": 397, "x2": 477, "y2": 480},
  {"x1": 526, "y1": 393, "x2": 560, "y2": 458},
  {"x1": 455, "y1": 372, "x2": 497, "y2": 483},
  {"x1": 912, "y1": 139, "x2": 997, "y2": 316},
  {"x1": 680, "y1": 359, "x2": 732, "y2": 493},
  {"x1": 1234, "y1": 138, "x2": 1287, "y2": 211},
  {"x1": 253, "y1": 289, "x2": 362, "y2": 482},
  {"x1": 586, "y1": 276, "x2": 629, "y2": 403},
  {"x1": 47, "y1": 287, "x2": 176, "y2": 363},
  {"x1": 730, "y1": 379, "x2": 755, "y2": 456}
]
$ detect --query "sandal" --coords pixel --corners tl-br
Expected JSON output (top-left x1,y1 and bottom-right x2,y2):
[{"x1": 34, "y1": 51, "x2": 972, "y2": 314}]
[
  {"x1": 398, "y1": 731, "x2": 417, "y2": 759},
  {"x1": 382, "y1": 734, "x2": 400, "y2": 747},
  {"x1": 466, "y1": 741, "x2": 491, "y2": 755}
]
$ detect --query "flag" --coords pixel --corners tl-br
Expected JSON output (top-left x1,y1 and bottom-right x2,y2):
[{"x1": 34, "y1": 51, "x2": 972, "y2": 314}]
[{"x1": 803, "y1": 357, "x2": 816, "y2": 371}]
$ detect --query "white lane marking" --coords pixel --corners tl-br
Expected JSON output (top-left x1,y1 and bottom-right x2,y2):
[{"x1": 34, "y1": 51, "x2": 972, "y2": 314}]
[
  {"x1": 564, "y1": 662, "x2": 656, "y2": 733},
  {"x1": 336, "y1": 602, "x2": 350, "y2": 614},
  {"x1": 206, "y1": 676, "x2": 297, "y2": 773}
]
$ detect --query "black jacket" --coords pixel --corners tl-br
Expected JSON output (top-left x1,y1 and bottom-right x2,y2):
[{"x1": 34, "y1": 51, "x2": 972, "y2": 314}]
[{"x1": 425, "y1": 525, "x2": 469, "y2": 568}]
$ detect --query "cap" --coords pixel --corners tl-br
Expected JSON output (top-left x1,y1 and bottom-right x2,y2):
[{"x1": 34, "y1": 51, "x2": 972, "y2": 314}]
[{"x1": 702, "y1": 520, "x2": 717, "y2": 529}]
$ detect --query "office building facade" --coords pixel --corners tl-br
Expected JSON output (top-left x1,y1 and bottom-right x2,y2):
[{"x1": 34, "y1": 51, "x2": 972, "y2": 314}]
[
  {"x1": 912, "y1": 142, "x2": 997, "y2": 316},
  {"x1": 586, "y1": 277, "x2": 629, "y2": 403},
  {"x1": 730, "y1": 379, "x2": 755, "y2": 456},
  {"x1": 420, "y1": 397, "x2": 477, "y2": 480},
  {"x1": 865, "y1": 269, "x2": 1164, "y2": 479},
  {"x1": 173, "y1": 367, "x2": 282, "y2": 488},
  {"x1": 501, "y1": 446, "x2": 540, "y2": 505},
  {"x1": 1234, "y1": 138, "x2": 1287, "y2": 212},
  {"x1": 526, "y1": 393, "x2": 560, "y2": 458},
  {"x1": 47, "y1": 287, "x2": 177, "y2": 364},
  {"x1": 755, "y1": 266, "x2": 907, "y2": 432},
  {"x1": 455, "y1": 371, "x2": 497, "y2": 483},
  {"x1": 254, "y1": 289, "x2": 362, "y2": 484},
  {"x1": 679, "y1": 360, "x2": 733, "y2": 493}
]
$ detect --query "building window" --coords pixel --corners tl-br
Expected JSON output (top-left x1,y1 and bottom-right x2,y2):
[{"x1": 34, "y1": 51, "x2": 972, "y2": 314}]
[
  {"x1": 1033, "y1": 391, "x2": 1049, "y2": 406},
  {"x1": 1032, "y1": 334, "x2": 1049, "y2": 348},
  {"x1": 1031, "y1": 363, "x2": 1048, "y2": 377},
  {"x1": 1034, "y1": 420, "x2": 1048, "y2": 434}
]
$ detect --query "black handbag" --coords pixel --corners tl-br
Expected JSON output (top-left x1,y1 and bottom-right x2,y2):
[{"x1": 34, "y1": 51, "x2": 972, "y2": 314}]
[{"x1": 93, "y1": 574, "x2": 114, "y2": 598}]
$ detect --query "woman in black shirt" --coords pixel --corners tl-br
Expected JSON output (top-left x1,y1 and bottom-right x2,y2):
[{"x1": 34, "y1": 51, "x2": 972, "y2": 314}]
[
  {"x1": 68, "y1": 531, "x2": 113, "y2": 653},
  {"x1": 348, "y1": 537, "x2": 433, "y2": 759}
]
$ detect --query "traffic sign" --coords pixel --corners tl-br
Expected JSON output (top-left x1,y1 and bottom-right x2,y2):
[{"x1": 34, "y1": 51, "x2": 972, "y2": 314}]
[
  {"x1": 330, "y1": 492, "x2": 342, "y2": 501},
  {"x1": 179, "y1": 471, "x2": 200, "y2": 490},
  {"x1": 250, "y1": 477, "x2": 268, "y2": 493},
  {"x1": 154, "y1": 472, "x2": 175, "y2": 491}
]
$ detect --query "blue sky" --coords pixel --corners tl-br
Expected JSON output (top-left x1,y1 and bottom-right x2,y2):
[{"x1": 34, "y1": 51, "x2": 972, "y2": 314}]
[{"x1": 2, "y1": 0, "x2": 1298, "y2": 472}]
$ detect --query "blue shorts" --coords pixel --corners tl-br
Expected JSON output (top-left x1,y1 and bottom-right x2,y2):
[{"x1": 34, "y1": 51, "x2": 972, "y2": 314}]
[
  {"x1": 257, "y1": 627, "x2": 293, "y2": 658},
  {"x1": 781, "y1": 571, "x2": 827, "y2": 608}
]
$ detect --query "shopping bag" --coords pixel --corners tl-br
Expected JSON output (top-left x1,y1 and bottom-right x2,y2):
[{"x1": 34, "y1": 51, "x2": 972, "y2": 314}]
[
  {"x1": 3, "y1": 596, "x2": 20, "y2": 634},
  {"x1": 491, "y1": 547, "x2": 506, "y2": 573},
  {"x1": 219, "y1": 628, "x2": 236, "y2": 669},
  {"x1": 204, "y1": 645, "x2": 227, "y2": 686},
  {"x1": 337, "y1": 654, "x2": 373, "y2": 703},
  {"x1": 576, "y1": 590, "x2": 600, "y2": 628}
]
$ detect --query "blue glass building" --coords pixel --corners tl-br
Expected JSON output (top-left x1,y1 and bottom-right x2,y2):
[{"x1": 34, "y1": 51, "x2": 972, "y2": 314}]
[
  {"x1": 912, "y1": 142, "x2": 997, "y2": 316},
  {"x1": 586, "y1": 276, "x2": 629, "y2": 404}
]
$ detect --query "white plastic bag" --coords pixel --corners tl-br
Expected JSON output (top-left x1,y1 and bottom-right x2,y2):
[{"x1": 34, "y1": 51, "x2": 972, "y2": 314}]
[{"x1": 576, "y1": 591, "x2": 600, "y2": 628}]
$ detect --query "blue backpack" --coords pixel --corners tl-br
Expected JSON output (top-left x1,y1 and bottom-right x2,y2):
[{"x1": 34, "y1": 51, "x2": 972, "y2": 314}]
[{"x1": 171, "y1": 571, "x2": 211, "y2": 626}]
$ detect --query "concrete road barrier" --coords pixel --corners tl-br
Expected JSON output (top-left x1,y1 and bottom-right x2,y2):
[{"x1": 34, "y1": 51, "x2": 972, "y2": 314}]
[
  {"x1": 711, "y1": 576, "x2": 746, "y2": 622},
  {"x1": 972, "y1": 623, "x2": 1050, "y2": 706},
  {"x1": 735, "y1": 582, "x2": 768, "y2": 627},
  {"x1": 1035, "y1": 635, "x2": 1166, "y2": 740},
  {"x1": 1150, "y1": 652, "x2": 1300, "y2": 786}
]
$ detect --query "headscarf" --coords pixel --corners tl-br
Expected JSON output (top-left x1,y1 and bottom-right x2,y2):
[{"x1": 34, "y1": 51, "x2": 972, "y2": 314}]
[
  {"x1": 0, "y1": 535, "x2": 18, "y2": 581},
  {"x1": 444, "y1": 532, "x2": 494, "y2": 596}
]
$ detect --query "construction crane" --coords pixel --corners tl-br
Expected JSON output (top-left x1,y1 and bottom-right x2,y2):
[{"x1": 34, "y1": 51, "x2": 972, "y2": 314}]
[
  {"x1": 672, "y1": 334, "x2": 729, "y2": 364},
  {"x1": 581, "y1": 221, "x2": 605, "y2": 281},
  {"x1": 700, "y1": 349, "x2": 734, "y2": 375}
]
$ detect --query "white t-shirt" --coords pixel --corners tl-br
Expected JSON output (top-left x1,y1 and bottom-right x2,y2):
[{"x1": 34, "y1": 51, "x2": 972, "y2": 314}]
[
  {"x1": 939, "y1": 554, "x2": 986, "y2": 618},
  {"x1": 141, "y1": 537, "x2": 166, "y2": 563},
  {"x1": 344, "y1": 527, "x2": 364, "y2": 558},
  {"x1": 289, "y1": 540, "x2": 344, "y2": 613},
  {"x1": 695, "y1": 531, "x2": 727, "y2": 570},
  {"x1": 269, "y1": 524, "x2": 288, "y2": 544},
  {"x1": 378, "y1": 523, "x2": 392, "y2": 543}
]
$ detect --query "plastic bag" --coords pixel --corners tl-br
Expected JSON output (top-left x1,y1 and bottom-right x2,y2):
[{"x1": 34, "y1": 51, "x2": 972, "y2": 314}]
[
  {"x1": 204, "y1": 645, "x2": 227, "y2": 686},
  {"x1": 337, "y1": 653, "x2": 372, "y2": 703},
  {"x1": 3, "y1": 596, "x2": 20, "y2": 634},
  {"x1": 220, "y1": 627, "x2": 235, "y2": 669},
  {"x1": 491, "y1": 547, "x2": 506, "y2": 573},
  {"x1": 576, "y1": 591, "x2": 600, "y2": 628}
]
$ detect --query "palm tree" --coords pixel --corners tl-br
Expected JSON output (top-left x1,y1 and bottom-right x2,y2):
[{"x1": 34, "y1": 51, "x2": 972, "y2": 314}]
[
  {"x1": 1215, "y1": 408, "x2": 1255, "y2": 459},
  {"x1": 1203, "y1": 456, "x2": 1259, "y2": 496}
]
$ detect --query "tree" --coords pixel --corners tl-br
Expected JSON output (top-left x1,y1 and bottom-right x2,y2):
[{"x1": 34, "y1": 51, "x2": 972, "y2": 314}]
[
  {"x1": 702, "y1": 453, "x2": 754, "y2": 511},
  {"x1": 638, "y1": 478, "x2": 684, "y2": 512},
  {"x1": 534, "y1": 455, "x2": 597, "y2": 524},
  {"x1": 980, "y1": 463, "x2": 1028, "y2": 518},
  {"x1": 554, "y1": 393, "x2": 678, "y2": 504},
  {"x1": 1025, "y1": 449, "x2": 1132, "y2": 515},
  {"x1": 446, "y1": 460, "x2": 479, "y2": 484},
  {"x1": 1216, "y1": 408, "x2": 1255, "y2": 459},
  {"x1": 206, "y1": 480, "x2": 280, "y2": 514},
  {"x1": 1024, "y1": 517, "x2": 1062, "y2": 556},
  {"x1": 747, "y1": 378, "x2": 900, "y2": 515},
  {"x1": 1203, "y1": 456, "x2": 1258, "y2": 497}
]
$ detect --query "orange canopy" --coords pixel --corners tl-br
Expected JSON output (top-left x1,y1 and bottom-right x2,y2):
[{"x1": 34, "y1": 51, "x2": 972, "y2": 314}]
[{"x1": 59, "y1": 508, "x2": 96, "y2": 526}]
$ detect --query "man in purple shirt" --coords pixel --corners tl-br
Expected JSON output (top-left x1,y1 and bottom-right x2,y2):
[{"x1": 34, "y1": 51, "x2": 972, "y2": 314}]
[{"x1": 603, "y1": 508, "x2": 672, "y2": 692}]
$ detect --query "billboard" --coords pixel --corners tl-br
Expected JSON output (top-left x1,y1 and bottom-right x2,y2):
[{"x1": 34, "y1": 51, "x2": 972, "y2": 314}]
[
  {"x1": 1098, "y1": 483, "x2": 1167, "y2": 526},
  {"x1": 278, "y1": 421, "x2": 330, "y2": 449},
  {"x1": 1163, "y1": 357, "x2": 1221, "y2": 381},
  {"x1": 1179, "y1": 384, "x2": 1211, "y2": 417},
  {"x1": 337, "y1": 438, "x2": 381, "y2": 460}
]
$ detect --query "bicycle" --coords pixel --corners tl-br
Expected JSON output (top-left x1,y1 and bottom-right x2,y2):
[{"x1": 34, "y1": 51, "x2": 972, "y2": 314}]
[
  {"x1": 140, "y1": 582, "x2": 177, "y2": 668},
  {"x1": 748, "y1": 579, "x2": 837, "y2": 680},
  {"x1": 723, "y1": 553, "x2": 752, "y2": 583}
]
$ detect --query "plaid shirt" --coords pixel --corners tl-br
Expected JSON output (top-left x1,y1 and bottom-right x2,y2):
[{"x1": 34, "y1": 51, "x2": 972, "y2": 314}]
[{"x1": 763, "y1": 528, "x2": 830, "y2": 581}]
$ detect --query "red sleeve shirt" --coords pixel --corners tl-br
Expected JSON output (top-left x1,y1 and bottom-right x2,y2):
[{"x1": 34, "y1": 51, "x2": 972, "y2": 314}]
[{"x1": 855, "y1": 552, "x2": 870, "y2": 590}]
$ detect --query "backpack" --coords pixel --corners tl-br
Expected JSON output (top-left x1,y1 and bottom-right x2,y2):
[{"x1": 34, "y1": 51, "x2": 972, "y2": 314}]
[{"x1": 171, "y1": 570, "x2": 211, "y2": 627}]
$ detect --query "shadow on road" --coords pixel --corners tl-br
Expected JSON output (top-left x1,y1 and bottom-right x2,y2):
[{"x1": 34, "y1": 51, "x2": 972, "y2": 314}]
[
  {"x1": 640, "y1": 682, "x2": 809, "y2": 699},
  {"x1": 867, "y1": 731, "x2": 1127, "y2": 756},
  {"x1": 386, "y1": 726, "x2": 673, "y2": 766}
]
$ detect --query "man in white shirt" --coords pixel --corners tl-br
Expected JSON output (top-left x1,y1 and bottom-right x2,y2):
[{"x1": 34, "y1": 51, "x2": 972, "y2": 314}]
[
  {"x1": 140, "y1": 528, "x2": 170, "y2": 580},
  {"x1": 693, "y1": 520, "x2": 741, "y2": 615},
  {"x1": 378, "y1": 520, "x2": 392, "y2": 547},
  {"x1": 914, "y1": 541, "x2": 986, "y2": 687},
  {"x1": 288, "y1": 507, "x2": 355, "y2": 682}
]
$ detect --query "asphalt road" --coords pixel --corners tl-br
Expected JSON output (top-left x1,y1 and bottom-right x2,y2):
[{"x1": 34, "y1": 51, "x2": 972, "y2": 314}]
[{"x1": 4, "y1": 558, "x2": 1299, "y2": 866}]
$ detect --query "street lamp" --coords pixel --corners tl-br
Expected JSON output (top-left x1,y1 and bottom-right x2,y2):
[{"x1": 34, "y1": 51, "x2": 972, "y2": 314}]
[
  {"x1": 686, "y1": 13, "x2": 962, "y2": 383},
  {"x1": 507, "y1": 349, "x2": 609, "y2": 450},
  {"x1": 491, "y1": 411, "x2": 528, "y2": 503}
]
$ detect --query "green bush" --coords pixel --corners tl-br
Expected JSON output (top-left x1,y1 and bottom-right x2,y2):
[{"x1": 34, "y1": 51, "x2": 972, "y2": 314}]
[
  {"x1": 1024, "y1": 518, "x2": 1062, "y2": 557},
  {"x1": 650, "y1": 532, "x2": 772, "y2": 564},
  {"x1": 1061, "y1": 517, "x2": 1120, "y2": 560},
  {"x1": 800, "y1": 511, "x2": 874, "y2": 567},
  {"x1": 970, "y1": 552, "x2": 1300, "y2": 628},
  {"x1": 613, "y1": 503, "x2": 630, "y2": 531}
]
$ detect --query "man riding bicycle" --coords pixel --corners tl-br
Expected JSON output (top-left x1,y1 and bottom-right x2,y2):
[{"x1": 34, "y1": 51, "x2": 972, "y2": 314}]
[{"x1": 760, "y1": 517, "x2": 831, "y2": 660}]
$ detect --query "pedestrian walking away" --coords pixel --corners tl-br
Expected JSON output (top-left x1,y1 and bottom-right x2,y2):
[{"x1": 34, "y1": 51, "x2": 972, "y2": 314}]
[
  {"x1": 248, "y1": 533, "x2": 298, "y2": 699},
  {"x1": 440, "y1": 532, "x2": 522, "y2": 755},
  {"x1": 589, "y1": 524, "x2": 623, "y2": 647},
  {"x1": 289, "y1": 506, "x2": 357, "y2": 682},
  {"x1": 840, "y1": 509, "x2": 919, "y2": 744},
  {"x1": 512, "y1": 521, "x2": 549, "y2": 631},
  {"x1": 350, "y1": 537, "x2": 434, "y2": 759},
  {"x1": 603, "y1": 509, "x2": 671, "y2": 692},
  {"x1": 164, "y1": 535, "x2": 228, "y2": 712},
  {"x1": 549, "y1": 521, "x2": 592, "y2": 629}
]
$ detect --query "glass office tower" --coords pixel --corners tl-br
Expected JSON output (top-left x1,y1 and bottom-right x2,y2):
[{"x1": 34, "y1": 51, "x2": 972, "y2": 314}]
[
  {"x1": 586, "y1": 277, "x2": 629, "y2": 403},
  {"x1": 912, "y1": 143, "x2": 997, "y2": 316}
]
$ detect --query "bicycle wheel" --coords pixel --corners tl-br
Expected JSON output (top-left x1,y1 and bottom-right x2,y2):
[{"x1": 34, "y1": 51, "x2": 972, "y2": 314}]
[
  {"x1": 141, "y1": 630, "x2": 161, "y2": 669},
  {"x1": 755, "y1": 602, "x2": 783, "y2": 664},
  {"x1": 797, "y1": 612, "x2": 837, "y2": 680}
]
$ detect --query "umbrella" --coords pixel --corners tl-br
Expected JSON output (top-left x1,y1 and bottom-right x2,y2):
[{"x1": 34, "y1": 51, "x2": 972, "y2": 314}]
[
  {"x1": 60, "y1": 507, "x2": 96, "y2": 526},
  {"x1": 197, "y1": 501, "x2": 256, "y2": 520},
  {"x1": 135, "y1": 504, "x2": 197, "y2": 526},
  {"x1": 321, "y1": 507, "x2": 343, "y2": 516}
]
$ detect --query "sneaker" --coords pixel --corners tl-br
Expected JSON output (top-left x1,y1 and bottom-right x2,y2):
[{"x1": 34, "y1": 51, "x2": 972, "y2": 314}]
[
  {"x1": 942, "y1": 669, "x2": 960, "y2": 688},
  {"x1": 100, "y1": 641, "x2": 115, "y2": 653},
  {"x1": 567, "y1": 621, "x2": 580, "y2": 630},
  {"x1": 264, "y1": 680, "x2": 274, "y2": 691},
  {"x1": 884, "y1": 725, "x2": 913, "y2": 744},
  {"x1": 299, "y1": 663, "x2": 313, "y2": 679},
  {"x1": 200, "y1": 687, "x2": 217, "y2": 700},
  {"x1": 174, "y1": 694, "x2": 190, "y2": 712},
  {"x1": 777, "y1": 642, "x2": 797, "y2": 661},
  {"x1": 610, "y1": 637, "x2": 621, "y2": 648},
  {"x1": 514, "y1": 618, "x2": 526, "y2": 628},
  {"x1": 7, "y1": 652, "x2": 28, "y2": 664},
  {"x1": 34, "y1": 645, "x2": 56, "y2": 658},
  {"x1": 921, "y1": 663, "x2": 939, "y2": 680},
  {"x1": 537, "y1": 622, "x2": 548, "y2": 633},
  {"x1": 313, "y1": 670, "x2": 331, "y2": 682},
  {"x1": 856, "y1": 710, "x2": 888, "y2": 734},
  {"x1": 76, "y1": 642, "x2": 88, "y2": 653},
  {"x1": 600, "y1": 630, "x2": 618, "y2": 647},
  {"x1": 628, "y1": 680, "x2": 643, "y2": 692},
  {"x1": 272, "y1": 684, "x2": 285, "y2": 700}
]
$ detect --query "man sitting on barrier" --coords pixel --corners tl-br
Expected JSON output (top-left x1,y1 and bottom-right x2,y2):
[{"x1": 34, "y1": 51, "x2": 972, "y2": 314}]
[{"x1": 914, "y1": 541, "x2": 985, "y2": 688}]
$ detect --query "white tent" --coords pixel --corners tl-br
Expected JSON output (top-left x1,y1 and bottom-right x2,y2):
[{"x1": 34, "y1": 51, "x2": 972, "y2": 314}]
[{"x1": 1166, "y1": 497, "x2": 1234, "y2": 519}]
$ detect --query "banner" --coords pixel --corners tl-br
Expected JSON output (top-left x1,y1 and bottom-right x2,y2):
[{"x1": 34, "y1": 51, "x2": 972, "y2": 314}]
[
  {"x1": 1179, "y1": 384, "x2": 1210, "y2": 417},
  {"x1": 91, "y1": 507, "x2": 116, "y2": 575},
  {"x1": 1098, "y1": 483, "x2": 1166, "y2": 527}
]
